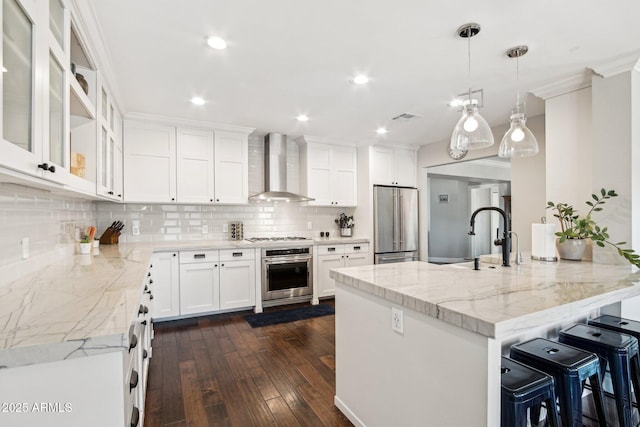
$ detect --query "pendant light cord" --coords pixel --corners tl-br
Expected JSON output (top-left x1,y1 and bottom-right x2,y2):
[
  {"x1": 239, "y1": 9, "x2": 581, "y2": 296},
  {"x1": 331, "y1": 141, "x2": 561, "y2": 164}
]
[
  {"x1": 467, "y1": 26, "x2": 472, "y2": 100},
  {"x1": 515, "y1": 55, "x2": 521, "y2": 113}
]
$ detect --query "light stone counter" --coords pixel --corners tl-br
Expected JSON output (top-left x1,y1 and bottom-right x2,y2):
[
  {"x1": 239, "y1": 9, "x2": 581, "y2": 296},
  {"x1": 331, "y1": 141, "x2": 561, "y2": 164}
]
[
  {"x1": 0, "y1": 244, "x2": 154, "y2": 368},
  {"x1": 330, "y1": 260, "x2": 640, "y2": 339},
  {"x1": 0, "y1": 237, "x2": 371, "y2": 368},
  {"x1": 331, "y1": 259, "x2": 640, "y2": 426}
]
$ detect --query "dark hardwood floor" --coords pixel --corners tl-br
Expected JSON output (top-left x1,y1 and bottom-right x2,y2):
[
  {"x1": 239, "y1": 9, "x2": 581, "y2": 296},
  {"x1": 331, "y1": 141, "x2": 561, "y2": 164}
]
[{"x1": 144, "y1": 301, "x2": 353, "y2": 427}]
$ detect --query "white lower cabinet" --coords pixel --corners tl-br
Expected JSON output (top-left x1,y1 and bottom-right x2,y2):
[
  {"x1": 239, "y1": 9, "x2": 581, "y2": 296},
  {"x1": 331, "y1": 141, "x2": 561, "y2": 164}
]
[
  {"x1": 316, "y1": 243, "x2": 370, "y2": 299},
  {"x1": 150, "y1": 252, "x2": 180, "y2": 319},
  {"x1": 152, "y1": 249, "x2": 257, "y2": 319},
  {"x1": 219, "y1": 249, "x2": 256, "y2": 310},
  {"x1": 179, "y1": 250, "x2": 220, "y2": 315}
]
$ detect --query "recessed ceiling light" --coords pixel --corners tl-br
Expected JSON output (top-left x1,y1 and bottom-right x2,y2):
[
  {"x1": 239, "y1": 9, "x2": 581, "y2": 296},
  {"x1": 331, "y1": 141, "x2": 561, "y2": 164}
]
[
  {"x1": 190, "y1": 96, "x2": 206, "y2": 106},
  {"x1": 296, "y1": 114, "x2": 309, "y2": 122},
  {"x1": 376, "y1": 127, "x2": 388, "y2": 135},
  {"x1": 352, "y1": 74, "x2": 369, "y2": 85},
  {"x1": 207, "y1": 36, "x2": 227, "y2": 50}
]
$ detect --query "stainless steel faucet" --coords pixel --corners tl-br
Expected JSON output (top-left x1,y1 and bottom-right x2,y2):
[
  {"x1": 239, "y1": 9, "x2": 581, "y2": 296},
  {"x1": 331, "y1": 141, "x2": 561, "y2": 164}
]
[
  {"x1": 509, "y1": 231, "x2": 522, "y2": 265},
  {"x1": 469, "y1": 207, "x2": 511, "y2": 267}
]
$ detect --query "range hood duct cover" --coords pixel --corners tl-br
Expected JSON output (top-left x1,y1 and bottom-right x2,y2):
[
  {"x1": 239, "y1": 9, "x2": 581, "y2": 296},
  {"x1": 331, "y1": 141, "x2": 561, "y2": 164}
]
[{"x1": 249, "y1": 133, "x2": 314, "y2": 202}]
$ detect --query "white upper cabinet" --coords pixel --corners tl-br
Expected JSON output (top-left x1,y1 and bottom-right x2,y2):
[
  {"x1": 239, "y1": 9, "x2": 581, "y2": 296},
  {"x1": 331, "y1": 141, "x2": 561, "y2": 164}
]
[
  {"x1": 1, "y1": 0, "x2": 102, "y2": 195},
  {"x1": 123, "y1": 120, "x2": 252, "y2": 204},
  {"x1": 123, "y1": 121, "x2": 177, "y2": 203},
  {"x1": 370, "y1": 146, "x2": 417, "y2": 187},
  {"x1": 96, "y1": 79, "x2": 123, "y2": 200},
  {"x1": 299, "y1": 138, "x2": 357, "y2": 206},
  {"x1": 176, "y1": 127, "x2": 215, "y2": 203},
  {"x1": 213, "y1": 130, "x2": 248, "y2": 204}
]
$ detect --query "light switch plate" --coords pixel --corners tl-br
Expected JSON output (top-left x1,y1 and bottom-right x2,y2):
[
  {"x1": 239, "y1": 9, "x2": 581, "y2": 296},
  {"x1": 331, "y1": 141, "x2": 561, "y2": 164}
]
[{"x1": 21, "y1": 237, "x2": 29, "y2": 259}]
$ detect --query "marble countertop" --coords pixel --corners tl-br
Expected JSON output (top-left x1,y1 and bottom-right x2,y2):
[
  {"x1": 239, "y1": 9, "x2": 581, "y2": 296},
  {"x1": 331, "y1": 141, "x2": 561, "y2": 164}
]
[
  {"x1": 330, "y1": 260, "x2": 640, "y2": 339},
  {"x1": 1, "y1": 237, "x2": 371, "y2": 368},
  {"x1": 0, "y1": 244, "x2": 153, "y2": 368}
]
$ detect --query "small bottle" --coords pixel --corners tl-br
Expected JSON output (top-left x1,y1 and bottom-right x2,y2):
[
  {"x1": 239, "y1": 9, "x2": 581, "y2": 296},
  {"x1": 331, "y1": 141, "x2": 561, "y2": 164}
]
[{"x1": 474, "y1": 257, "x2": 480, "y2": 270}]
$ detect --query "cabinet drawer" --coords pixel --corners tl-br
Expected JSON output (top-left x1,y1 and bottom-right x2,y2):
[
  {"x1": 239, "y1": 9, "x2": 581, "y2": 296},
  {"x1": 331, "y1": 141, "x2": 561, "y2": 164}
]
[
  {"x1": 220, "y1": 248, "x2": 255, "y2": 261},
  {"x1": 317, "y1": 245, "x2": 345, "y2": 255},
  {"x1": 345, "y1": 243, "x2": 369, "y2": 254},
  {"x1": 179, "y1": 250, "x2": 219, "y2": 264}
]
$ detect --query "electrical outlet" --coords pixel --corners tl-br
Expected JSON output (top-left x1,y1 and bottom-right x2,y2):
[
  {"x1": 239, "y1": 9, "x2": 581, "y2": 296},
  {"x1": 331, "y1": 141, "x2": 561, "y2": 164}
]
[
  {"x1": 307, "y1": 221, "x2": 312, "y2": 230},
  {"x1": 391, "y1": 307, "x2": 404, "y2": 334},
  {"x1": 21, "y1": 237, "x2": 29, "y2": 259},
  {"x1": 132, "y1": 225, "x2": 140, "y2": 236},
  {"x1": 222, "y1": 223, "x2": 229, "y2": 233},
  {"x1": 202, "y1": 225, "x2": 208, "y2": 234}
]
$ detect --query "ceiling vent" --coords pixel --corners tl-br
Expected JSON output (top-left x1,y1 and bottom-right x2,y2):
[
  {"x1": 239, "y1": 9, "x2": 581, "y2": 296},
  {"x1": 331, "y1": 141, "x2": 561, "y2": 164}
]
[{"x1": 391, "y1": 112, "x2": 421, "y2": 121}]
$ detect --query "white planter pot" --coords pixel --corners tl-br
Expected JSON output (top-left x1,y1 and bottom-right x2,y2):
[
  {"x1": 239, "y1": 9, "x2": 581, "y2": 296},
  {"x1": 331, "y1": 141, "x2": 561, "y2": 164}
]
[
  {"x1": 557, "y1": 239, "x2": 587, "y2": 261},
  {"x1": 340, "y1": 228, "x2": 352, "y2": 237}
]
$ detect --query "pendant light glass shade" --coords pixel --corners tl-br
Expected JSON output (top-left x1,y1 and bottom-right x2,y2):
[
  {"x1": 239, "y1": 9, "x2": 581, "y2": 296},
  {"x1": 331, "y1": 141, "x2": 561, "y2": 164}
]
[
  {"x1": 450, "y1": 23, "x2": 494, "y2": 152},
  {"x1": 450, "y1": 103, "x2": 495, "y2": 151},
  {"x1": 498, "y1": 45, "x2": 538, "y2": 158},
  {"x1": 498, "y1": 112, "x2": 538, "y2": 158}
]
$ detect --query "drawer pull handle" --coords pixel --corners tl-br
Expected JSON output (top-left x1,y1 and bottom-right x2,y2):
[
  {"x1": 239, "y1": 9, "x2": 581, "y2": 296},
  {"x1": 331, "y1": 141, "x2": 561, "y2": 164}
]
[
  {"x1": 194, "y1": 254, "x2": 206, "y2": 259},
  {"x1": 328, "y1": 247, "x2": 336, "y2": 252},
  {"x1": 149, "y1": 279, "x2": 153, "y2": 284},
  {"x1": 232, "y1": 252, "x2": 243, "y2": 257},
  {"x1": 138, "y1": 305, "x2": 148, "y2": 315},
  {"x1": 130, "y1": 407, "x2": 140, "y2": 427},
  {"x1": 354, "y1": 246, "x2": 361, "y2": 250},
  {"x1": 129, "y1": 334, "x2": 138, "y2": 351},
  {"x1": 129, "y1": 370, "x2": 139, "y2": 391}
]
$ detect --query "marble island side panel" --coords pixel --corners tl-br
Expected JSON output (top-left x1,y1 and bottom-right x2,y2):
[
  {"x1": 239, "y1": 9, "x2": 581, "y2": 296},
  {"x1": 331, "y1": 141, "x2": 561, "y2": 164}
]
[{"x1": 330, "y1": 260, "x2": 640, "y2": 339}]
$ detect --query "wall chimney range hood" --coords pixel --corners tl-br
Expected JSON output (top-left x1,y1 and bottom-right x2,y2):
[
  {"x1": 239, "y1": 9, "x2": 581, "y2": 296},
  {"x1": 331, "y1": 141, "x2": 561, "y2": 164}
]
[{"x1": 249, "y1": 133, "x2": 314, "y2": 203}]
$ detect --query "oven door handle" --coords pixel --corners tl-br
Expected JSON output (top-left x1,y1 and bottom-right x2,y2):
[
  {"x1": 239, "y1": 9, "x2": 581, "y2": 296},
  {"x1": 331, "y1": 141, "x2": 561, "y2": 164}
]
[{"x1": 263, "y1": 256, "x2": 312, "y2": 265}]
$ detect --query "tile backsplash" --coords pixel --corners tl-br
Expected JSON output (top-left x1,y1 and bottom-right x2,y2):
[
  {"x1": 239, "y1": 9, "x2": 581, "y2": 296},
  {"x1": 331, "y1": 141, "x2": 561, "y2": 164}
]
[
  {"x1": 96, "y1": 202, "x2": 355, "y2": 243},
  {"x1": 0, "y1": 183, "x2": 96, "y2": 282},
  {"x1": 0, "y1": 135, "x2": 358, "y2": 281}
]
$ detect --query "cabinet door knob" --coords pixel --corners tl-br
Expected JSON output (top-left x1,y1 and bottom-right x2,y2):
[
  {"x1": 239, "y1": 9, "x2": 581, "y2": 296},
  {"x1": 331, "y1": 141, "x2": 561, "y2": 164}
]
[
  {"x1": 118, "y1": 194, "x2": 122, "y2": 198},
  {"x1": 108, "y1": 191, "x2": 114, "y2": 195},
  {"x1": 38, "y1": 163, "x2": 55, "y2": 172},
  {"x1": 129, "y1": 334, "x2": 138, "y2": 351},
  {"x1": 171, "y1": 198, "x2": 175, "y2": 201},
  {"x1": 130, "y1": 407, "x2": 140, "y2": 427},
  {"x1": 129, "y1": 370, "x2": 139, "y2": 391},
  {"x1": 216, "y1": 199, "x2": 220, "y2": 202}
]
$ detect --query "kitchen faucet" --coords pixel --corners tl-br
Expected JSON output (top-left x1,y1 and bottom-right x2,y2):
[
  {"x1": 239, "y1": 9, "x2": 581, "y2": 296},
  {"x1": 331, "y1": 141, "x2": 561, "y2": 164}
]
[
  {"x1": 509, "y1": 231, "x2": 523, "y2": 265},
  {"x1": 468, "y1": 207, "x2": 511, "y2": 267}
]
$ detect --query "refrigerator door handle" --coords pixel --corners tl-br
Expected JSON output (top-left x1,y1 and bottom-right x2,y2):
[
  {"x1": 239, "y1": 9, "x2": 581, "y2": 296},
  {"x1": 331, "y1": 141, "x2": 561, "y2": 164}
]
[
  {"x1": 392, "y1": 190, "x2": 398, "y2": 250},
  {"x1": 399, "y1": 193, "x2": 404, "y2": 248}
]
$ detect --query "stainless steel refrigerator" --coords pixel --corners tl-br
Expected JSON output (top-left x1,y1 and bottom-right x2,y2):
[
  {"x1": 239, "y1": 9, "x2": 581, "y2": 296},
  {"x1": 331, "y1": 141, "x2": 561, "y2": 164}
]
[{"x1": 373, "y1": 185, "x2": 419, "y2": 264}]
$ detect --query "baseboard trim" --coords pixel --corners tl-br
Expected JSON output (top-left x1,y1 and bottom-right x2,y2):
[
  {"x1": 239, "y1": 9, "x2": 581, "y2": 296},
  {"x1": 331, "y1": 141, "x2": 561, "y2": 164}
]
[{"x1": 334, "y1": 395, "x2": 366, "y2": 427}]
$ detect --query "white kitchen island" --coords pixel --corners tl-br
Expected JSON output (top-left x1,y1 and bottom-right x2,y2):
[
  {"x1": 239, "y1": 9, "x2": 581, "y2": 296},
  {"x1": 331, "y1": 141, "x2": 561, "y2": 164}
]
[{"x1": 330, "y1": 260, "x2": 640, "y2": 427}]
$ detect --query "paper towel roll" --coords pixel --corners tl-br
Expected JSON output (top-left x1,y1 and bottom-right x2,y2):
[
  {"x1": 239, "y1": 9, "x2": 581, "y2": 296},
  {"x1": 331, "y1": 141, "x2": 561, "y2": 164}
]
[{"x1": 531, "y1": 223, "x2": 558, "y2": 261}]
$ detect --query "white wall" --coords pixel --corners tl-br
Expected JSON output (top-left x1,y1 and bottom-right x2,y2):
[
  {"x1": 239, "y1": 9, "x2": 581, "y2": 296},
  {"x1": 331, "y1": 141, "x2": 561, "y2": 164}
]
[
  {"x1": 545, "y1": 88, "x2": 593, "y2": 211},
  {"x1": 510, "y1": 115, "x2": 546, "y2": 253}
]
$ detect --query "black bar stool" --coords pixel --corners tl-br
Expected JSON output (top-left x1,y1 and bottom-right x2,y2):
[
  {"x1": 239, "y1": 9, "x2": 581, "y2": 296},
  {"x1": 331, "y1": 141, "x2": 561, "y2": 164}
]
[
  {"x1": 510, "y1": 337, "x2": 607, "y2": 427},
  {"x1": 559, "y1": 323, "x2": 640, "y2": 427},
  {"x1": 501, "y1": 356, "x2": 560, "y2": 427}
]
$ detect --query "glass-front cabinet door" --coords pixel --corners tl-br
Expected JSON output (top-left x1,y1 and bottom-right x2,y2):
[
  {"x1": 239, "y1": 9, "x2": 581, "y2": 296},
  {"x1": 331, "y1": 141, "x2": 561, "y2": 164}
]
[{"x1": 1, "y1": 0, "x2": 40, "y2": 172}]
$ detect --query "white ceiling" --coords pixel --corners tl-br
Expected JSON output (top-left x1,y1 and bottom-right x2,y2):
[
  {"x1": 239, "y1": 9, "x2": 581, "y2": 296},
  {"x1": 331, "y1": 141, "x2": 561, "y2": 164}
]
[{"x1": 87, "y1": 0, "x2": 640, "y2": 147}]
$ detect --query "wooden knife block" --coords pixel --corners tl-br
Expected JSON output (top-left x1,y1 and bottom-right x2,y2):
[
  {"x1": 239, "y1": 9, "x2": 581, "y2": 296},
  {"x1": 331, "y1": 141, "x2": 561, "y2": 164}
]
[{"x1": 99, "y1": 229, "x2": 120, "y2": 245}]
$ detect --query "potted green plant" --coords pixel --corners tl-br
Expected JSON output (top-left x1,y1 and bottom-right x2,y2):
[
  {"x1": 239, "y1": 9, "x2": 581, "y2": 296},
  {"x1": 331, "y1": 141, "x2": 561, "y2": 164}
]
[
  {"x1": 335, "y1": 213, "x2": 354, "y2": 237},
  {"x1": 546, "y1": 188, "x2": 640, "y2": 267}
]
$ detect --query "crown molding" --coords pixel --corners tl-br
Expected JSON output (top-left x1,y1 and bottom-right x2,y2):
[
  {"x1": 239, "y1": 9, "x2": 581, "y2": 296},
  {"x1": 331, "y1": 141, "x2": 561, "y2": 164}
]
[
  {"x1": 294, "y1": 135, "x2": 356, "y2": 147},
  {"x1": 530, "y1": 70, "x2": 593, "y2": 100},
  {"x1": 590, "y1": 50, "x2": 640, "y2": 78},
  {"x1": 124, "y1": 112, "x2": 255, "y2": 135}
]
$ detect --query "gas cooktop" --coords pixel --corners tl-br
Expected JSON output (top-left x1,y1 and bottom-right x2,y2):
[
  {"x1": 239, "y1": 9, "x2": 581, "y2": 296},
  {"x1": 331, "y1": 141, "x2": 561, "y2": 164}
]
[{"x1": 246, "y1": 236, "x2": 311, "y2": 242}]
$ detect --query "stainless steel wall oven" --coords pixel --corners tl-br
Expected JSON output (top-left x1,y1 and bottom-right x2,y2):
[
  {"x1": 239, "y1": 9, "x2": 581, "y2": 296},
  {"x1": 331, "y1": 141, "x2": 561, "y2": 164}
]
[{"x1": 261, "y1": 246, "x2": 313, "y2": 306}]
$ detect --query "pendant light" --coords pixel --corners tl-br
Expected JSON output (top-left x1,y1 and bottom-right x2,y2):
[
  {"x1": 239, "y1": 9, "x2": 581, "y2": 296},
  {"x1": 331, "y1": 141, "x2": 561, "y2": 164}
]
[
  {"x1": 498, "y1": 46, "x2": 539, "y2": 158},
  {"x1": 450, "y1": 23, "x2": 494, "y2": 152}
]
